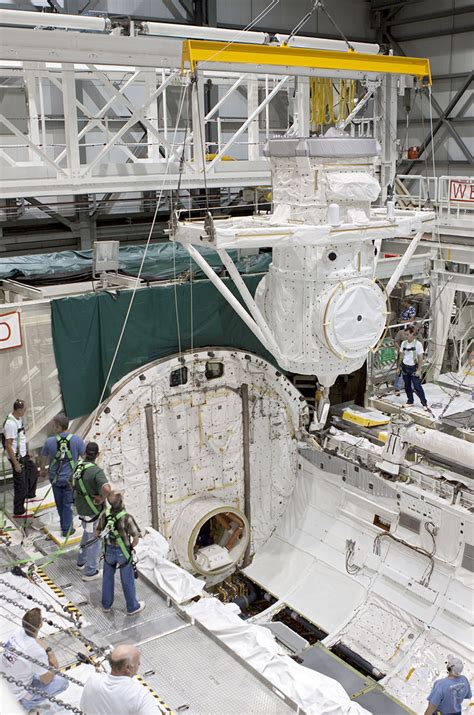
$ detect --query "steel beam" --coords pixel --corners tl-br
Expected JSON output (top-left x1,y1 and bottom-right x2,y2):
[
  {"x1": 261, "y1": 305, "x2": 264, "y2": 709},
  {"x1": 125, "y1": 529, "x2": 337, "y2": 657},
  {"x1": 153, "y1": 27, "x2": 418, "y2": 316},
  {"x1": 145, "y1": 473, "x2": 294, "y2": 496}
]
[
  {"x1": 181, "y1": 40, "x2": 432, "y2": 83},
  {"x1": 428, "y1": 94, "x2": 473, "y2": 165},
  {"x1": 392, "y1": 25, "x2": 474, "y2": 42},
  {"x1": 82, "y1": 71, "x2": 179, "y2": 176},
  {"x1": 246, "y1": 78, "x2": 259, "y2": 162},
  {"x1": 404, "y1": 76, "x2": 474, "y2": 172},
  {"x1": 24, "y1": 197, "x2": 75, "y2": 230},
  {"x1": 206, "y1": 76, "x2": 289, "y2": 170},
  {"x1": 370, "y1": 0, "x2": 425, "y2": 9},
  {"x1": 89, "y1": 67, "x2": 177, "y2": 161},
  {"x1": 241, "y1": 382, "x2": 251, "y2": 567},
  {"x1": 0, "y1": 113, "x2": 66, "y2": 176},
  {"x1": 62, "y1": 64, "x2": 81, "y2": 180},
  {"x1": 433, "y1": 72, "x2": 473, "y2": 81},
  {"x1": 433, "y1": 270, "x2": 474, "y2": 294},
  {"x1": 23, "y1": 62, "x2": 41, "y2": 166},
  {"x1": 0, "y1": 27, "x2": 182, "y2": 68},
  {"x1": 294, "y1": 77, "x2": 310, "y2": 137},
  {"x1": 388, "y1": 6, "x2": 474, "y2": 26},
  {"x1": 0, "y1": 167, "x2": 272, "y2": 199}
]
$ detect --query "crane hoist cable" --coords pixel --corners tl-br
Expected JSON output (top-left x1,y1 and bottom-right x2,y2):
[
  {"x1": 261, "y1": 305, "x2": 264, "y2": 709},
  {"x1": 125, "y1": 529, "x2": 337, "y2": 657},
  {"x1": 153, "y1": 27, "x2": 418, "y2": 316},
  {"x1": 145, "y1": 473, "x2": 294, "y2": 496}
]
[{"x1": 285, "y1": 0, "x2": 354, "y2": 51}]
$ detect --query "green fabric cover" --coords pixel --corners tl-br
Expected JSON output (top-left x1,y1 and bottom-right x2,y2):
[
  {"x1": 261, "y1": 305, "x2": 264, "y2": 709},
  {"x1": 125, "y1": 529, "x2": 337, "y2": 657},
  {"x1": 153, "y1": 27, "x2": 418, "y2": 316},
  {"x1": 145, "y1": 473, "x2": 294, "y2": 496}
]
[
  {"x1": 0, "y1": 243, "x2": 271, "y2": 281},
  {"x1": 52, "y1": 274, "x2": 273, "y2": 419}
]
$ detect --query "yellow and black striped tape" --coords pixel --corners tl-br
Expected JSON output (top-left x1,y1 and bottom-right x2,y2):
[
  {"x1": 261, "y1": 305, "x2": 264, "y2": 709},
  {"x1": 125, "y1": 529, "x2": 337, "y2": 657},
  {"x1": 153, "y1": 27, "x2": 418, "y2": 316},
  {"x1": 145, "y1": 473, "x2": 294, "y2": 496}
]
[
  {"x1": 35, "y1": 567, "x2": 173, "y2": 712},
  {"x1": 36, "y1": 568, "x2": 81, "y2": 616},
  {"x1": 60, "y1": 636, "x2": 99, "y2": 673},
  {"x1": 135, "y1": 674, "x2": 174, "y2": 714}
]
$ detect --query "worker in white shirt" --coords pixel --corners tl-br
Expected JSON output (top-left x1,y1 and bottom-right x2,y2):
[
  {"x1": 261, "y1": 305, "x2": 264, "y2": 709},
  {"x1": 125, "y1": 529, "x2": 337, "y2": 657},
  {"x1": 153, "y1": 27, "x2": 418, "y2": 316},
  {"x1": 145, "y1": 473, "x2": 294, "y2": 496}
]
[
  {"x1": 2, "y1": 607, "x2": 68, "y2": 709},
  {"x1": 397, "y1": 325, "x2": 429, "y2": 411},
  {"x1": 2, "y1": 399, "x2": 38, "y2": 517},
  {"x1": 80, "y1": 644, "x2": 161, "y2": 715}
]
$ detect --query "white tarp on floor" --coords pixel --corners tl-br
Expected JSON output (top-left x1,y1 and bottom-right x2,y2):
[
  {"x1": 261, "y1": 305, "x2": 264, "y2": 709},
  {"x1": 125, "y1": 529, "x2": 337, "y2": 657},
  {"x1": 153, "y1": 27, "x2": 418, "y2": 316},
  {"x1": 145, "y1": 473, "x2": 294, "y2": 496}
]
[
  {"x1": 380, "y1": 382, "x2": 473, "y2": 419},
  {"x1": 185, "y1": 598, "x2": 369, "y2": 715}
]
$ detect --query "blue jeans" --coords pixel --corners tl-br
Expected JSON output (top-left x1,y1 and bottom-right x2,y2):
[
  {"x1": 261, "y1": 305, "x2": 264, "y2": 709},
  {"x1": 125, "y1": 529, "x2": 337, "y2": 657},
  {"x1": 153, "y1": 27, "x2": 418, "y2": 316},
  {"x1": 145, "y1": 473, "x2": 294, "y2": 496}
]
[
  {"x1": 102, "y1": 544, "x2": 139, "y2": 613},
  {"x1": 51, "y1": 481, "x2": 73, "y2": 536},
  {"x1": 19, "y1": 674, "x2": 69, "y2": 709},
  {"x1": 77, "y1": 516, "x2": 101, "y2": 576},
  {"x1": 402, "y1": 363, "x2": 427, "y2": 406}
]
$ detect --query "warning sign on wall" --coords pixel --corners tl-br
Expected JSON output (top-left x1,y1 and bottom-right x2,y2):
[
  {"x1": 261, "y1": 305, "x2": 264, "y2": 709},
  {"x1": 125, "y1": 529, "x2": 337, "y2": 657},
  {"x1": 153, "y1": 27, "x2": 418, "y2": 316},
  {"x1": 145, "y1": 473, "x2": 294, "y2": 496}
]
[
  {"x1": 449, "y1": 179, "x2": 474, "y2": 203},
  {"x1": 0, "y1": 311, "x2": 22, "y2": 350}
]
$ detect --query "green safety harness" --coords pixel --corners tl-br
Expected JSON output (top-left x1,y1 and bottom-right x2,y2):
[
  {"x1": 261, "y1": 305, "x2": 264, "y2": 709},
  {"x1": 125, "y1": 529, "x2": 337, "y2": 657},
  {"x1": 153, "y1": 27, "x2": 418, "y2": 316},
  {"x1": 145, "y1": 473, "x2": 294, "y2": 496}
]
[
  {"x1": 50, "y1": 434, "x2": 76, "y2": 481},
  {"x1": 103, "y1": 509, "x2": 132, "y2": 563},
  {"x1": 71, "y1": 462, "x2": 103, "y2": 521},
  {"x1": 102, "y1": 510, "x2": 138, "y2": 577}
]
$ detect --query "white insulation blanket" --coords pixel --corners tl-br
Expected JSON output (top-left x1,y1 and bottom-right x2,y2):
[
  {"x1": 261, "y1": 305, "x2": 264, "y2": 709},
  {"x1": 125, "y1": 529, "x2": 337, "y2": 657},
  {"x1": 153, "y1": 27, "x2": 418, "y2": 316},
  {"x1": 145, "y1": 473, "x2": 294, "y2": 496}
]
[
  {"x1": 135, "y1": 528, "x2": 205, "y2": 603},
  {"x1": 325, "y1": 172, "x2": 380, "y2": 203},
  {"x1": 185, "y1": 598, "x2": 369, "y2": 715}
]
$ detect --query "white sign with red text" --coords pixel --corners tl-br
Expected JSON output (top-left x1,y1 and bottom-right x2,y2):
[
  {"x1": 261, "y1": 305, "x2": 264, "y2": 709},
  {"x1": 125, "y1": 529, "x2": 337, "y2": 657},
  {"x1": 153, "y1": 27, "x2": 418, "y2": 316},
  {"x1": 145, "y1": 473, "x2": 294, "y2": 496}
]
[
  {"x1": 0, "y1": 311, "x2": 22, "y2": 350},
  {"x1": 449, "y1": 179, "x2": 474, "y2": 203}
]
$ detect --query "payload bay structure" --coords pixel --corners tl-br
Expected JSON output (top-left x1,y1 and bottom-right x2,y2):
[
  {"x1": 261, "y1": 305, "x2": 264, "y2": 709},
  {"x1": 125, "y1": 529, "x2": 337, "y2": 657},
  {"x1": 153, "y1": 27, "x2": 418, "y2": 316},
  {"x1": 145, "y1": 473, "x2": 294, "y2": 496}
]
[{"x1": 0, "y1": 13, "x2": 473, "y2": 715}]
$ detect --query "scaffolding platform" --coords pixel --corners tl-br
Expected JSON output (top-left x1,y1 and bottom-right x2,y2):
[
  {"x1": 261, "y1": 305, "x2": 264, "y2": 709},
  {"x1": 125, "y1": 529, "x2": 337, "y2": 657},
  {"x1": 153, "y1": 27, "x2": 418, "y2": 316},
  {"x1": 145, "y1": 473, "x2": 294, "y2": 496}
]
[{"x1": 371, "y1": 381, "x2": 474, "y2": 438}]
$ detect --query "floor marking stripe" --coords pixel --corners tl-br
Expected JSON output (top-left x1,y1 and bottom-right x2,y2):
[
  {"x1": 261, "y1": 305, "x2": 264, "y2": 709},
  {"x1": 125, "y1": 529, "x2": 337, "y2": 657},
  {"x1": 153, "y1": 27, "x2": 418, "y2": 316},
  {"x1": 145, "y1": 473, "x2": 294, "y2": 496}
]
[
  {"x1": 36, "y1": 567, "x2": 81, "y2": 615},
  {"x1": 36, "y1": 567, "x2": 173, "y2": 713},
  {"x1": 136, "y1": 674, "x2": 175, "y2": 714}
]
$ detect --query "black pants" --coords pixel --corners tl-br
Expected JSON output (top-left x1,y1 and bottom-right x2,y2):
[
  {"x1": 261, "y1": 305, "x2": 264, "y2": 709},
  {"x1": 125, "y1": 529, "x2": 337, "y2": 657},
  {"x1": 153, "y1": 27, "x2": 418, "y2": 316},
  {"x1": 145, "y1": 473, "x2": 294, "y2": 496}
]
[{"x1": 12, "y1": 457, "x2": 38, "y2": 515}]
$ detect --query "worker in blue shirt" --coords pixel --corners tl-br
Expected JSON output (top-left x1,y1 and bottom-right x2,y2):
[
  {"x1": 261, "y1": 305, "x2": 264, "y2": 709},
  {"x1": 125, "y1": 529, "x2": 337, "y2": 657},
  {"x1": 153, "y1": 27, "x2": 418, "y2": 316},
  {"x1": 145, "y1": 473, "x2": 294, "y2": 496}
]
[
  {"x1": 424, "y1": 655, "x2": 472, "y2": 715},
  {"x1": 40, "y1": 414, "x2": 84, "y2": 537},
  {"x1": 400, "y1": 298, "x2": 417, "y2": 323}
]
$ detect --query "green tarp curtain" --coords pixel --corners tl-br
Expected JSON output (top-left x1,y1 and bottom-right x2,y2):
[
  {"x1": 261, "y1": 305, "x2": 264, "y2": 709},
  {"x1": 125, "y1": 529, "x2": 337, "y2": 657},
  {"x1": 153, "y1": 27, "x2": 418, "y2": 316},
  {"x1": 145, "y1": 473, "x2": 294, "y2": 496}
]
[
  {"x1": 51, "y1": 274, "x2": 273, "y2": 419},
  {"x1": 0, "y1": 243, "x2": 271, "y2": 281}
]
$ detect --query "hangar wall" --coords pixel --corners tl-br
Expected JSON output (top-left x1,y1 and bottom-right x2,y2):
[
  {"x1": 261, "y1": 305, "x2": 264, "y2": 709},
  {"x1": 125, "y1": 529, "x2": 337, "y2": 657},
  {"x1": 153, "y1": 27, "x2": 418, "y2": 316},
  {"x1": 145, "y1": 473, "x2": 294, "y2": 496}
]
[{"x1": 0, "y1": 0, "x2": 471, "y2": 256}]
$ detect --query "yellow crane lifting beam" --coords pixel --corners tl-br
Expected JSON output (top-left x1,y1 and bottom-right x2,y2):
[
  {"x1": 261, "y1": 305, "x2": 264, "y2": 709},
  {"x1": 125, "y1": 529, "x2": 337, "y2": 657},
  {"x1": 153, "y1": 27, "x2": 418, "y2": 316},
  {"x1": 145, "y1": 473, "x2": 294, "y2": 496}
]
[{"x1": 181, "y1": 40, "x2": 432, "y2": 84}]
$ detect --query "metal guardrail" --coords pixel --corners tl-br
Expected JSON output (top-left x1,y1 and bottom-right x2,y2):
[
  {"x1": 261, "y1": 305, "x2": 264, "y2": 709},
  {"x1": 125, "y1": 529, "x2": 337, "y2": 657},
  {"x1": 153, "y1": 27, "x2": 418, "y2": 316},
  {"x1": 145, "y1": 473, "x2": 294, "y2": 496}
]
[{"x1": 395, "y1": 175, "x2": 474, "y2": 233}]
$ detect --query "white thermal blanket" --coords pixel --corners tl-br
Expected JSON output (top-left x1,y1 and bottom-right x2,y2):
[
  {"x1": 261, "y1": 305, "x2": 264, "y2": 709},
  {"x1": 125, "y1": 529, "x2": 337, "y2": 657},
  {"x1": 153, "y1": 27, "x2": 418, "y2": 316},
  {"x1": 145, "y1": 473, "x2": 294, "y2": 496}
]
[
  {"x1": 185, "y1": 598, "x2": 369, "y2": 715},
  {"x1": 326, "y1": 172, "x2": 380, "y2": 202},
  {"x1": 135, "y1": 528, "x2": 205, "y2": 604}
]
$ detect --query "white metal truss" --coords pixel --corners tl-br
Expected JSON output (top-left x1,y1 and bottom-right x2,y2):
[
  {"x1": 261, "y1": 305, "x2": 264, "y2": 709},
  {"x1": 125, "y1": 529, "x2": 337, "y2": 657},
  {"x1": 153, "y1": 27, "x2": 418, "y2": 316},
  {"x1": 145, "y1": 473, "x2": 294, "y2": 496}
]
[{"x1": 0, "y1": 26, "x2": 398, "y2": 199}]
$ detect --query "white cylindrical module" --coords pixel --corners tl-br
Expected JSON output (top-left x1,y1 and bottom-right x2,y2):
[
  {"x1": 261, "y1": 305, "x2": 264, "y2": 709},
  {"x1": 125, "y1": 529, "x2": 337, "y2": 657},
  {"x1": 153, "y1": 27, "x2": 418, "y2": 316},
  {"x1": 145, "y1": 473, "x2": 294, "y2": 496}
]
[
  {"x1": 0, "y1": 9, "x2": 109, "y2": 31},
  {"x1": 145, "y1": 22, "x2": 264, "y2": 45},
  {"x1": 386, "y1": 200, "x2": 395, "y2": 221},
  {"x1": 281, "y1": 34, "x2": 380, "y2": 54},
  {"x1": 172, "y1": 495, "x2": 250, "y2": 577},
  {"x1": 406, "y1": 424, "x2": 474, "y2": 469},
  {"x1": 144, "y1": 21, "x2": 380, "y2": 54},
  {"x1": 328, "y1": 203, "x2": 340, "y2": 226}
]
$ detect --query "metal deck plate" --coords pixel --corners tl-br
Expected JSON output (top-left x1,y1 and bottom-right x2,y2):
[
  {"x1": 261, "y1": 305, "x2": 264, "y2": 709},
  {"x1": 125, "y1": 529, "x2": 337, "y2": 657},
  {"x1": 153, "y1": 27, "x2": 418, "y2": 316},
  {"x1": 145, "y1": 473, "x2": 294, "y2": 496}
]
[
  {"x1": 41, "y1": 552, "x2": 173, "y2": 642},
  {"x1": 44, "y1": 629, "x2": 92, "y2": 669},
  {"x1": 354, "y1": 688, "x2": 413, "y2": 714},
  {"x1": 138, "y1": 626, "x2": 295, "y2": 715},
  {"x1": 299, "y1": 644, "x2": 367, "y2": 695},
  {"x1": 36, "y1": 551, "x2": 296, "y2": 713}
]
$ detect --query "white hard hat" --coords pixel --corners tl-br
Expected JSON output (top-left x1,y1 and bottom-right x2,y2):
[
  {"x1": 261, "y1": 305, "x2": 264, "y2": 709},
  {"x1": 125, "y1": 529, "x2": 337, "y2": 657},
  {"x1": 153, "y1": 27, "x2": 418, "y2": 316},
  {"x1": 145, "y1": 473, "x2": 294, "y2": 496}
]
[{"x1": 446, "y1": 655, "x2": 464, "y2": 675}]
